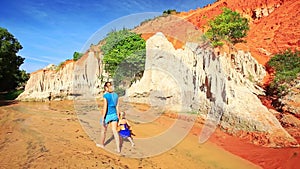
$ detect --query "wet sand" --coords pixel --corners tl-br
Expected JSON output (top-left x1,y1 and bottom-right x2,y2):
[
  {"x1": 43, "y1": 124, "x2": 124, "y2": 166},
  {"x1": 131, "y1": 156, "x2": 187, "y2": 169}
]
[{"x1": 0, "y1": 100, "x2": 299, "y2": 168}]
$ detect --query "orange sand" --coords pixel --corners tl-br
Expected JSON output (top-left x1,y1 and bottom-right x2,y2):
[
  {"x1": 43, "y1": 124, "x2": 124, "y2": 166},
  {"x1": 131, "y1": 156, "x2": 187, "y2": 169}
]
[{"x1": 0, "y1": 100, "x2": 299, "y2": 169}]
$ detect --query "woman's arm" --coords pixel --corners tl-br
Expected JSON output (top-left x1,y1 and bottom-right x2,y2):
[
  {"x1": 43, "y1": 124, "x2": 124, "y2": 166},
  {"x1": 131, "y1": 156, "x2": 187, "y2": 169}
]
[
  {"x1": 116, "y1": 96, "x2": 120, "y2": 118},
  {"x1": 118, "y1": 118, "x2": 121, "y2": 126},
  {"x1": 102, "y1": 98, "x2": 107, "y2": 125}
]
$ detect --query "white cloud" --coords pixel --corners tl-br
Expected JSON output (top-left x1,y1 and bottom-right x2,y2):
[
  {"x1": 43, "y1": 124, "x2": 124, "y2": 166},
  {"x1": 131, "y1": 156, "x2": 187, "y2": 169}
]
[
  {"x1": 22, "y1": 4, "x2": 48, "y2": 20},
  {"x1": 24, "y1": 55, "x2": 60, "y2": 64}
]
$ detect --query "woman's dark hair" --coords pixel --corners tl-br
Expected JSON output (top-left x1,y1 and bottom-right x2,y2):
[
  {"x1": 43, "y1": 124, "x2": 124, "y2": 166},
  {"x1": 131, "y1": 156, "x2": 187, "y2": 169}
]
[{"x1": 104, "y1": 82, "x2": 111, "y2": 89}]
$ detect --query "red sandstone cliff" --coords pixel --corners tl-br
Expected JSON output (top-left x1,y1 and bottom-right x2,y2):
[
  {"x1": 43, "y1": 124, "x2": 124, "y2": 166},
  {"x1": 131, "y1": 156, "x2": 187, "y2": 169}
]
[
  {"x1": 179, "y1": 0, "x2": 299, "y2": 65},
  {"x1": 176, "y1": 0, "x2": 300, "y2": 144},
  {"x1": 134, "y1": 0, "x2": 300, "y2": 145}
]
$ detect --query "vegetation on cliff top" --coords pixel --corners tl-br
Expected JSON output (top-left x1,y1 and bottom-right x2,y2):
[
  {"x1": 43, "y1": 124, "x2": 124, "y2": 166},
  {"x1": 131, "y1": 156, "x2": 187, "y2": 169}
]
[
  {"x1": 267, "y1": 49, "x2": 300, "y2": 97},
  {"x1": 73, "y1": 51, "x2": 83, "y2": 61},
  {"x1": 205, "y1": 8, "x2": 249, "y2": 47},
  {"x1": 0, "y1": 27, "x2": 29, "y2": 93},
  {"x1": 163, "y1": 9, "x2": 179, "y2": 15}
]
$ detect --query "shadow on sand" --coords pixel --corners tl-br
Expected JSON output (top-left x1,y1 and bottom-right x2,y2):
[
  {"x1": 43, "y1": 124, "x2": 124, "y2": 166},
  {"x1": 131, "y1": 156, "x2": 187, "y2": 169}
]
[{"x1": 0, "y1": 100, "x2": 18, "y2": 107}]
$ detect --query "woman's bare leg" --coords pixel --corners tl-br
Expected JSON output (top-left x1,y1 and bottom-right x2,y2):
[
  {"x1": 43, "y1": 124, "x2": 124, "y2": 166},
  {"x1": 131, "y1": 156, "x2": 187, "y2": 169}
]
[
  {"x1": 119, "y1": 136, "x2": 123, "y2": 149},
  {"x1": 111, "y1": 121, "x2": 120, "y2": 153},
  {"x1": 99, "y1": 124, "x2": 107, "y2": 147}
]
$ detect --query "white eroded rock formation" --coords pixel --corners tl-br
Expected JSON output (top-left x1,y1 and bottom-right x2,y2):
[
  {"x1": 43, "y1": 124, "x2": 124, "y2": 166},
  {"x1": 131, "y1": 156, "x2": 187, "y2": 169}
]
[
  {"x1": 17, "y1": 47, "x2": 103, "y2": 101},
  {"x1": 124, "y1": 32, "x2": 298, "y2": 146}
]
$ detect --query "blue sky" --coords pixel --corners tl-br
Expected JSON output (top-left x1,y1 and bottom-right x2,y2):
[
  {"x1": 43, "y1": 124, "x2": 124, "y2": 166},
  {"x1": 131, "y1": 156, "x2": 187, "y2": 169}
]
[{"x1": 0, "y1": 0, "x2": 215, "y2": 73}]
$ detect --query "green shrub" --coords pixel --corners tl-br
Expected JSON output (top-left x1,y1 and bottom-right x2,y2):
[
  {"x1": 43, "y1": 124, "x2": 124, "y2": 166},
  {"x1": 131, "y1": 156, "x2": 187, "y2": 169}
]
[
  {"x1": 163, "y1": 9, "x2": 178, "y2": 15},
  {"x1": 73, "y1": 52, "x2": 83, "y2": 61},
  {"x1": 267, "y1": 49, "x2": 300, "y2": 96},
  {"x1": 4, "y1": 90, "x2": 24, "y2": 100}
]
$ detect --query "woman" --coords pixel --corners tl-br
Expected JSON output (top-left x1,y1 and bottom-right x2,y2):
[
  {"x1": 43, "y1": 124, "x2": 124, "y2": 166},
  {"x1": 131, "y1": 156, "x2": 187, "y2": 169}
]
[{"x1": 97, "y1": 82, "x2": 120, "y2": 153}]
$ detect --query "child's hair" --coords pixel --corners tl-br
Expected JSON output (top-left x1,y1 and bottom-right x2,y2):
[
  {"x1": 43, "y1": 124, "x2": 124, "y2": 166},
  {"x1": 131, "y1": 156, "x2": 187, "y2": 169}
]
[{"x1": 120, "y1": 111, "x2": 126, "y2": 119}]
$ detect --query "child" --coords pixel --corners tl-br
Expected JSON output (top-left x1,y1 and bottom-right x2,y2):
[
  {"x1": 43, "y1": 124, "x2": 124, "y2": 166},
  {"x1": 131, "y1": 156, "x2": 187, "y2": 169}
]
[{"x1": 118, "y1": 111, "x2": 135, "y2": 147}]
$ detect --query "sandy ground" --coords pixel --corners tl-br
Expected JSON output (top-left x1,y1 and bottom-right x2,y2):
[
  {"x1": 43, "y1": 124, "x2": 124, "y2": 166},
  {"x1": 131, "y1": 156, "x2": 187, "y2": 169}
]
[{"x1": 0, "y1": 100, "x2": 299, "y2": 169}]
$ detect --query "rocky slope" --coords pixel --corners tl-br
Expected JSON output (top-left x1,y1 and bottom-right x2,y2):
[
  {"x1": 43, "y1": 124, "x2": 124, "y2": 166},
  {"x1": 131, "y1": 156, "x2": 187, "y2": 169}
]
[
  {"x1": 125, "y1": 32, "x2": 297, "y2": 147},
  {"x1": 16, "y1": 61, "x2": 75, "y2": 101},
  {"x1": 133, "y1": 0, "x2": 300, "y2": 144}
]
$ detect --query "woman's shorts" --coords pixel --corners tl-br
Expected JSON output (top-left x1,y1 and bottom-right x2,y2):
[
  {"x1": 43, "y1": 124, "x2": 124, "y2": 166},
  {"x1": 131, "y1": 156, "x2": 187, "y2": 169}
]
[{"x1": 104, "y1": 113, "x2": 118, "y2": 124}]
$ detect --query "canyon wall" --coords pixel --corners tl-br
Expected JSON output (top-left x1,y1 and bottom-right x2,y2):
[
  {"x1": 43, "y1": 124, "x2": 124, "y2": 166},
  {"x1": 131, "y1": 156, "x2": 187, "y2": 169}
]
[
  {"x1": 125, "y1": 32, "x2": 298, "y2": 147},
  {"x1": 16, "y1": 62, "x2": 75, "y2": 101},
  {"x1": 16, "y1": 46, "x2": 103, "y2": 101},
  {"x1": 17, "y1": 32, "x2": 298, "y2": 147}
]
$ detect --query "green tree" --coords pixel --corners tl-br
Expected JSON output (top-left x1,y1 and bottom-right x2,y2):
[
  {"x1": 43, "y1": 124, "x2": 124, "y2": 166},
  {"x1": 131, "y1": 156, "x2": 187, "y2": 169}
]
[
  {"x1": 100, "y1": 29, "x2": 146, "y2": 95},
  {"x1": 0, "y1": 27, "x2": 26, "y2": 91},
  {"x1": 101, "y1": 29, "x2": 146, "y2": 77},
  {"x1": 16, "y1": 70, "x2": 29, "y2": 87},
  {"x1": 73, "y1": 51, "x2": 83, "y2": 61},
  {"x1": 205, "y1": 8, "x2": 249, "y2": 47}
]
